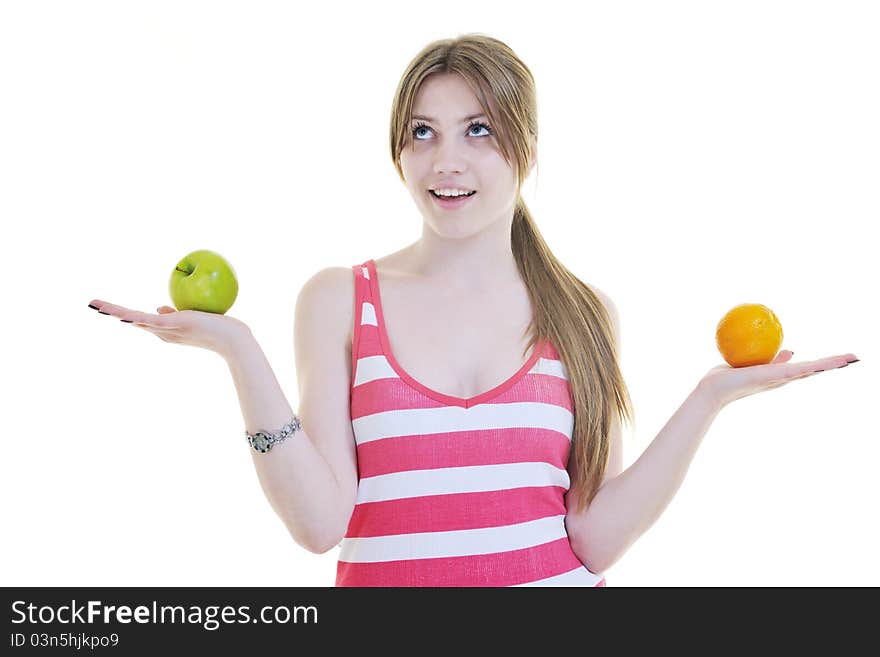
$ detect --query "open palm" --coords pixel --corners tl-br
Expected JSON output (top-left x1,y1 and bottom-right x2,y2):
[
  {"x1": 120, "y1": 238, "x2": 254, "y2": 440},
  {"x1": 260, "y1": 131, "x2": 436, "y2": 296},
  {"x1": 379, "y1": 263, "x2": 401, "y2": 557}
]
[
  {"x1": 88, "y1": 299, "x2": 250, "y2": 358},
  {"x1": 700, "y1": 349, "x2": 859, "y2": 407}
]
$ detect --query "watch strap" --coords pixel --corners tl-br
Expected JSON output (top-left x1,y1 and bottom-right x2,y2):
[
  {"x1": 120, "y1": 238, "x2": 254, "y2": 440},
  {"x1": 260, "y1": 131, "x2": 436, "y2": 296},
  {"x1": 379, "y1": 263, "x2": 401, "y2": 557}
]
[{"x1": 246, "y1": 415, "x2": 302, "y2": 454}]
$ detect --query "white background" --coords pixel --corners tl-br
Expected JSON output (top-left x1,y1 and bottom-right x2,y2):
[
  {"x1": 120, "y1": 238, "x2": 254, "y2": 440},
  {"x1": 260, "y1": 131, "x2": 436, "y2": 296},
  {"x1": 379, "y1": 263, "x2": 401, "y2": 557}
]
[{"x1": 1, "y1": 1, "x2": 876, "y2": 587}]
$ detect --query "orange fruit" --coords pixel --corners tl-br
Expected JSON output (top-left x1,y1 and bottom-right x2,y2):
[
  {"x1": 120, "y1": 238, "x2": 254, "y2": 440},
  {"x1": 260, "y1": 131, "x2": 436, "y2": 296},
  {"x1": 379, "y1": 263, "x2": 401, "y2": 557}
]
[{"x1": 715, "y1": 303, "x2": 784, "y2": 367}]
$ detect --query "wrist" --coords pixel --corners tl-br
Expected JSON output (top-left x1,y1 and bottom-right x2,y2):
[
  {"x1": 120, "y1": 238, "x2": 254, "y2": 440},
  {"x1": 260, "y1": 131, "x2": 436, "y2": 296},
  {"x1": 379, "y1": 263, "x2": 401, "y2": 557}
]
[
  {"x1": 693, "y1": 378, "x2": 728, "y2": 414},
  {"x1": 219, "y1": 324, "x2": 257, "y2": 363}
]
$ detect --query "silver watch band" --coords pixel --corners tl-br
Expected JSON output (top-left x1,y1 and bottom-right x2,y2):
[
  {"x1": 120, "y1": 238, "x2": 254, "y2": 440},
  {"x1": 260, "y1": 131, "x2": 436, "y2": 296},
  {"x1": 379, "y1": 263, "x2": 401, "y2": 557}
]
[{"x1": 246, "y1": 415, "x2": 302, "y2": 454}]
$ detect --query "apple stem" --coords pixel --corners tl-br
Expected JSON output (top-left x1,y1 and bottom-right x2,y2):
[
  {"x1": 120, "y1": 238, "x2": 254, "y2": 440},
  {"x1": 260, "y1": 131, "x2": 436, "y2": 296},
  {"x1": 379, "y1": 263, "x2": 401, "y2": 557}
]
[{"x1": 175, "y1": 266, "x2": 190, "y2": 274}]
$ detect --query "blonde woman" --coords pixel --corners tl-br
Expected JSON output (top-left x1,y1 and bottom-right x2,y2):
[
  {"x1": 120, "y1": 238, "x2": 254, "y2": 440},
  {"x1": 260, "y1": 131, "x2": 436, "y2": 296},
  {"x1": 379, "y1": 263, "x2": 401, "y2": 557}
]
[{"x1": 88, "y1": 34, "x2": 858, "y2": 586}]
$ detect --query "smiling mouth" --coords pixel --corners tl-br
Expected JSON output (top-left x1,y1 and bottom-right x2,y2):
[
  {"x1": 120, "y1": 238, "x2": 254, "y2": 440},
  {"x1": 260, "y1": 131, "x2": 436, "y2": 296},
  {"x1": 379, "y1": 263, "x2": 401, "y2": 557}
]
[{"x1": 429, "y1": 190, "x2": 477, "y2": 198}]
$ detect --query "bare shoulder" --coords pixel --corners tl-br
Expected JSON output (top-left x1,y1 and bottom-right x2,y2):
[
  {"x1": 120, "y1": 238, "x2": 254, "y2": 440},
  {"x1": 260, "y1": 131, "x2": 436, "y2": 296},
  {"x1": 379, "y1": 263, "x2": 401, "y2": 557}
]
[
  {"x1": 584, "y1": 281, "x2": 621, "y2": 347},
  {"x1": 292, "y1": 266, "x2": 361, "y2": 545},
  {"x1": 585, "y1": 281, "x2": 617, "y2": 320},
  {"x1": 295, "y1": 265, "x2": 356, "y2": 346}
]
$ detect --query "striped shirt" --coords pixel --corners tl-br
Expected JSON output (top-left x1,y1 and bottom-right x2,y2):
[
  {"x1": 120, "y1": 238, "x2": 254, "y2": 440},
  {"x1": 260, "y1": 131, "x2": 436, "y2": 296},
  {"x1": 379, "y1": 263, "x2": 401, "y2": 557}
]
[{"x1": 337, "y1": 259, "x2": 606, "y2": 587}]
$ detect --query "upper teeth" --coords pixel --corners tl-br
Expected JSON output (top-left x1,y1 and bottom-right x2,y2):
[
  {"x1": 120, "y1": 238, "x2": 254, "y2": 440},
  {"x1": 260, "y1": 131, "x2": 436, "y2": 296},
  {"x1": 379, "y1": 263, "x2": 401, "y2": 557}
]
[{"x1": 432, "y1": 189, "x2": 473, "y2": 197}]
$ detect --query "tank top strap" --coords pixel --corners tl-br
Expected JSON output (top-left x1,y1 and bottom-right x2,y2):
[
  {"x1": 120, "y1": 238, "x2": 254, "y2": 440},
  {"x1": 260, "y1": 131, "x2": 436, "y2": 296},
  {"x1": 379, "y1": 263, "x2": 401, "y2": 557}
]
[
  {"x1": 351, "y1": 260, "x2": 373, "y2": 303},
  {"x1": 350, "y1": 260, "x2": 377, "y2": 390}
]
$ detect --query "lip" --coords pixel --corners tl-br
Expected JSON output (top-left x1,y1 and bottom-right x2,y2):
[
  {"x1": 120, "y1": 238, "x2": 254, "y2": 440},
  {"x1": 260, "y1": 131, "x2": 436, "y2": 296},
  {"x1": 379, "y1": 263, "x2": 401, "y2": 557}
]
[{"x1": 428, "y1": 190, "x2": 477, "y2": 210}]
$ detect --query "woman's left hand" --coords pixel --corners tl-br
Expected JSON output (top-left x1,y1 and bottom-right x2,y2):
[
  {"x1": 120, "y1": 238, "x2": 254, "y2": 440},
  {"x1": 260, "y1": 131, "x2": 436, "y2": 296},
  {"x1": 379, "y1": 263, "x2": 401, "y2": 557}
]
[{"x1": 699, "y1": 350, "x2": 860, "y2": 408}]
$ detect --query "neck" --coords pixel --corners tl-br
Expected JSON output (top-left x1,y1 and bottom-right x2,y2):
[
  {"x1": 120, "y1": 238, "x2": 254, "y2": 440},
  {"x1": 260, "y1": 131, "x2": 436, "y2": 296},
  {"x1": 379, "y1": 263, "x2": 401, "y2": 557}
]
[{"x1": 410, "y1": 214, "x2": 521, "y2": 289}]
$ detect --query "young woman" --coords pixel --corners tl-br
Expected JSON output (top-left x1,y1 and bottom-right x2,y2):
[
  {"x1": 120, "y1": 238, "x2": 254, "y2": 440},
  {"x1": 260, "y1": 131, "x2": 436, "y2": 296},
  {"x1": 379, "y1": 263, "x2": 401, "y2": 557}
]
[{"x1": 87, "y1": 34, "x2": 858, "y2": 586}]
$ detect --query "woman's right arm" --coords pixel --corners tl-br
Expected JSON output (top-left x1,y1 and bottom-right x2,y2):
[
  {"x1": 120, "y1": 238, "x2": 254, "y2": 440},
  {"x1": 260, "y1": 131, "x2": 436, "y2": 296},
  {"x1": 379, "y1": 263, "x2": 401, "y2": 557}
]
[
  {"x1": 89, "y1": 266, "x2": 358, "y2": 555},
  {"x1": 225, "y1": 267, "x2": 358, "y2": 554}
]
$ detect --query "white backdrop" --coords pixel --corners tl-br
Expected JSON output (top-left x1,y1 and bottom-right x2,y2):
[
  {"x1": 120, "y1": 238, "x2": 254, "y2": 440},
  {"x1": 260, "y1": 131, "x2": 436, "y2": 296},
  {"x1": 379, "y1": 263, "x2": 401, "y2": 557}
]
[{"x1": 1, "y1": 0, "x2": 876, "y2": 587}]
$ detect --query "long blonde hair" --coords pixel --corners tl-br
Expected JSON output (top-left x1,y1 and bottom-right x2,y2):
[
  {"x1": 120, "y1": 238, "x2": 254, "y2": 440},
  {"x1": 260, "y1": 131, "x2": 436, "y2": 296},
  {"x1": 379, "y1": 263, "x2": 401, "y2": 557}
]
[{"x1": 388, "y1": 34, "x2": 635, "y2": 513}]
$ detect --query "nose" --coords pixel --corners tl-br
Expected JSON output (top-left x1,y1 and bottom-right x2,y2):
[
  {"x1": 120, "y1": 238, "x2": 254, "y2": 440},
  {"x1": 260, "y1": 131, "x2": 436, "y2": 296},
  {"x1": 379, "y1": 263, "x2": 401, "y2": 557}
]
[{"x1": 433, "y1": 140, "x2": 467, "y2": 175}]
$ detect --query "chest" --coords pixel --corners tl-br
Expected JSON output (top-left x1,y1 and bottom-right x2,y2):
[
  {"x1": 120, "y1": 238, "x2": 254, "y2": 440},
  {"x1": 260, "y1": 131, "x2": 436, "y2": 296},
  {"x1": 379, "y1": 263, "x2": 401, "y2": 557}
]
[{"x1": 375, "y1": 277, "x2": 536, "y2": 400}]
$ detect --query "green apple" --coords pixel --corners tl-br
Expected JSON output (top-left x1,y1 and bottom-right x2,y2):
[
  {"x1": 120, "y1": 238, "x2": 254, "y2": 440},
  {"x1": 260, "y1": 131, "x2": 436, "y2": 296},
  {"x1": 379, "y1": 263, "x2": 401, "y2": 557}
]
[{"x1": 168, "y1": 249, "x2": 239, "y2": 314}]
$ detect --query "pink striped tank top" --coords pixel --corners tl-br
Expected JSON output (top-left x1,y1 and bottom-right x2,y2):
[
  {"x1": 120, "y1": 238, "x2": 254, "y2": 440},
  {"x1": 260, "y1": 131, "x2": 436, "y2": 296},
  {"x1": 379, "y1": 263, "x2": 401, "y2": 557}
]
[{"x1": 337, "y1": 259, "x2": 606, "y2": 587}]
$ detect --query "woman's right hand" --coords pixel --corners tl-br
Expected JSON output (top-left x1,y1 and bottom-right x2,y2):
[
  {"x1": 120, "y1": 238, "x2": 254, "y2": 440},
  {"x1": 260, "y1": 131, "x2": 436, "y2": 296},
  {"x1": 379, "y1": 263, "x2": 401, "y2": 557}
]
[{"x1": 87, "y1": 299, "x2": 252, "y2": 360}]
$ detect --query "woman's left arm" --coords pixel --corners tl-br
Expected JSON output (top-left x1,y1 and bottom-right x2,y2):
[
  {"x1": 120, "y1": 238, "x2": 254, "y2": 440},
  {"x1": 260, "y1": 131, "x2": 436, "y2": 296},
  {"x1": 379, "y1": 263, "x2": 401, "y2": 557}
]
[
  {"x1": 567, "y1": 380, "x2": 724, "y2": 573},
  {"x1": 566, "y1": 302, "x2": 858, "y2": 574}
]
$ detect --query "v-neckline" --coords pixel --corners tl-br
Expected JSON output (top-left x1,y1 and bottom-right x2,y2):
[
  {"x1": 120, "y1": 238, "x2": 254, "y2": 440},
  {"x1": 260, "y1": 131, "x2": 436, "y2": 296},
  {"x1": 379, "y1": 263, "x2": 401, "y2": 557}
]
[{"x1": 365, "y1": 259, "x2": 544, "y2": 409}]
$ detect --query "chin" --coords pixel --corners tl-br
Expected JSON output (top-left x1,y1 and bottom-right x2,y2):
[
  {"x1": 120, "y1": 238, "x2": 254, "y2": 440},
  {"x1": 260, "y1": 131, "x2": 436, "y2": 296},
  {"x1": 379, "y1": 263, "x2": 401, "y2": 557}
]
[{"x1": 427, "y1": 218, "x2": 494, "y2": 239}]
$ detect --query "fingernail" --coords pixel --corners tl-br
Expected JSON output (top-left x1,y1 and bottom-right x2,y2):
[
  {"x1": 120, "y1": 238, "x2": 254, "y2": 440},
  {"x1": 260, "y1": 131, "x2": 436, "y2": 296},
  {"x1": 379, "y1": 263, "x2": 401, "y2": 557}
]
[
  {"x1": 98, "y1": 311, "x2": 111, "y2": 315},
  {"x1": 88, "y1": 304, "x2": 100, "y2": 311},
  {"x1": 120, "y1": 319, "x2": 133, "y2": 323}
]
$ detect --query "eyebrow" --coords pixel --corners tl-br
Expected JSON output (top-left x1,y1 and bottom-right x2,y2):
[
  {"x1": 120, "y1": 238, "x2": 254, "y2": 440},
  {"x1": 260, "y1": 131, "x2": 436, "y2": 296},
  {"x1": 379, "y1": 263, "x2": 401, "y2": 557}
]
[{"x1": 411, "y1": 113, "x2": 487, "y2": 123}]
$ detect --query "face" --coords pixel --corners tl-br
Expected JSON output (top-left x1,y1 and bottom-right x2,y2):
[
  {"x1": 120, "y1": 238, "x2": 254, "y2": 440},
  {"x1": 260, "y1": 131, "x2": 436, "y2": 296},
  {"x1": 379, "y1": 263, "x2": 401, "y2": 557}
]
[{"x1": 400, "y1": 72, "x2": 535, "y2": 238}]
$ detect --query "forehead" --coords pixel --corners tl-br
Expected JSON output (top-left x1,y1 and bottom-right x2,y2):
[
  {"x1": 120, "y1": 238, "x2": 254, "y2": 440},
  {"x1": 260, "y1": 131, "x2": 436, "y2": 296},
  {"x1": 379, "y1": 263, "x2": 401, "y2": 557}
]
[{"x1": 411, "y1": 73, "x2": 486, "y2": 119}]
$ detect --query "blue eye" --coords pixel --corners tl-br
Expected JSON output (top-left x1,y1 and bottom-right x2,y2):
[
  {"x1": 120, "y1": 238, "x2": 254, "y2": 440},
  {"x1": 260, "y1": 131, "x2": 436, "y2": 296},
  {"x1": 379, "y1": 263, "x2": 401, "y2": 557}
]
[{"x1": 411, "y1": 120, "x2": 493, "y2": 140}]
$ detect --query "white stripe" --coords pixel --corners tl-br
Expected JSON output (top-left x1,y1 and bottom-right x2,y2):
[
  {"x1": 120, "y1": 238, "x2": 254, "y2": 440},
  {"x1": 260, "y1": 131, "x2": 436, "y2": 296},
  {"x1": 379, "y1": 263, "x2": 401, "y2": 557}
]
[
  {"x1": 512, "y1": 564, "x2": 604, "y2": 587},
  {"x1": 353, "y1": 351, "x2": 566, "y2": 388},
  {"x1": 352, "y1": 401, "x2": 574, "y2": 445},
  {"x1": 353, "y1": 354, "x2": 399, "y2": 388},
  {"x1": 531, "y1": 356, "x2": 568, "y2": 379},
  {"x1": 355, "y1": 461, "x2": 570, "y2": 504},
  {"x1": 359, "y1": 301, "x2": 377, "y2": 326},
  {"x1": 339, "y1": 514, "x2": 567, "y2": 562},
  {"x1": 362, "y1": 265, "x2": 370, "y2": 279}
]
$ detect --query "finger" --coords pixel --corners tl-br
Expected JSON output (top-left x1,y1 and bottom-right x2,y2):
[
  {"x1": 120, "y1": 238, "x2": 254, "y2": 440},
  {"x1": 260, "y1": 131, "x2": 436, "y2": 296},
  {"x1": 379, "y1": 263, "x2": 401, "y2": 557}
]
[
  {"x1": 754, "y1": 352, "x2": 858, "y2": 388},
  {"x1": 771, "y1": 350, "x2": 795, "y2": 364},
  {"x1": 90, "y1": 300, "x2": 180, "y2": 329},
  {"x1": 88, "y1": 300, "x2": 135, "y2": 317},
  {"x1": 134, "y1": 306, "x2": 183, "y2": 327},
  {"x1": 126, "y1": 313, "x2": 172, "y2": 328},
  {"x1": 806, "y1": 354, "x2": 859, "y2": 373},
  {"x1": 774, "y1": 355, "x2": 857, "y2": 381}
]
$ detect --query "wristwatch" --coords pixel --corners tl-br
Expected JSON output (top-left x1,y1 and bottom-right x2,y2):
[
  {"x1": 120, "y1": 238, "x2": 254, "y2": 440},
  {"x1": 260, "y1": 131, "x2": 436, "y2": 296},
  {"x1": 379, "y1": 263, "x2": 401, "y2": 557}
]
[{"x1": 246, "y1": 416, "x2": 302, "y2": 454}]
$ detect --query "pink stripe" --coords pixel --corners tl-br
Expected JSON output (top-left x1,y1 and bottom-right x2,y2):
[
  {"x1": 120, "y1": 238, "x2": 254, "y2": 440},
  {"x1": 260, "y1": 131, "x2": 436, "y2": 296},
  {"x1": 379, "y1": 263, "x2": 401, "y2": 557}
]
[
  {"x1": 345, "y1": 487, "x2": 566, "y2": 537},
  {"x1": 487, "y1": 372, "x2": 573, "y2": 410},
  {"x1": 353, "y1": 323, "x2": 383, "y2": 358},
  {"x1": 352, "y1": 376, "x2": 448, "y2": 417},
  {"x1": 336, "y1": 536, "x2": 589, "y2": 587},
  {"x1": 351, "y1": 370, "x2": 572, "y2": 418},
  {"x1": 356, "y1": 426, "x2": 570, "y2": 478}
]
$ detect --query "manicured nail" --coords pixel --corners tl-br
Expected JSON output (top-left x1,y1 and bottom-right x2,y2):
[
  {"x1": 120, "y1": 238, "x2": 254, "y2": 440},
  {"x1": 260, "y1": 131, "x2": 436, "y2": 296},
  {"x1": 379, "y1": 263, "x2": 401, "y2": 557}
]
[{"x1": 88, "y1": 304, "x2": 100, "y2": 310}]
